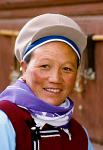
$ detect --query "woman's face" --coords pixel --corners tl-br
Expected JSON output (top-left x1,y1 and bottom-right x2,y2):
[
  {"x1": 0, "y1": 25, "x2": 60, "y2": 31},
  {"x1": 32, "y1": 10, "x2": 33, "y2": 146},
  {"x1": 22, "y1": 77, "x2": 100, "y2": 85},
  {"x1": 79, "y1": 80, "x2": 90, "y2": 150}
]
[{"x1": 21, "y1": 41, "x2": 78, "y2": 106}]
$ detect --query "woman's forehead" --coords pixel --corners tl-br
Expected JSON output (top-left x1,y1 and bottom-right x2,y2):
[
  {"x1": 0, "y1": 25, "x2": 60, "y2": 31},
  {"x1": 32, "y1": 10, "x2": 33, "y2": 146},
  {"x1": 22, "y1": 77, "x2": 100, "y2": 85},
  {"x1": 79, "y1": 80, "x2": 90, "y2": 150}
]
[
  {"x1": 32, "y1": 41, "x2": 76, "y2": 56},
  {"x1": 30, "y1": 41, "x2": 78, "y2": 64}
]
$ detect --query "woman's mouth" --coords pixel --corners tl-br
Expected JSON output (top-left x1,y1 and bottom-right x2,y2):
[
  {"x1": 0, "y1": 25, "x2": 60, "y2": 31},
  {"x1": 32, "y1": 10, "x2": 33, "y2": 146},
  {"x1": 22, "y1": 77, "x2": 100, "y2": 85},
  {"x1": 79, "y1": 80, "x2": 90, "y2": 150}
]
[{"x1": 43, "y1": 88, "x2": 62, "y2": 93}]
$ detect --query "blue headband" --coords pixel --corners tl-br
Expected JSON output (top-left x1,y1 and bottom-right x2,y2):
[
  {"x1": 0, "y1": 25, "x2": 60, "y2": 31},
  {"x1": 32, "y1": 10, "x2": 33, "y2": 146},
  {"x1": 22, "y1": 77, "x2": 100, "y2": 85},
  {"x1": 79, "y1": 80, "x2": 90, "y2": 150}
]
[{"x1": 23, "y1": 35, "x2": 81, "y2": 62}]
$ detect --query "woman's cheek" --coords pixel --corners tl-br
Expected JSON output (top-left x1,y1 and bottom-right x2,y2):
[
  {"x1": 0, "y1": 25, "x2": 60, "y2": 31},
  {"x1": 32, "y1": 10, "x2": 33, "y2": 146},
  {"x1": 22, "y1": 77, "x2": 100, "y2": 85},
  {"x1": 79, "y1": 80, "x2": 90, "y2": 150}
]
[
  {"x1": 66, "y1": 74, "x2": 77, "y2": 88},
  {"x1": 30, "y1": 70, "x2": 44, "y2": 84}
]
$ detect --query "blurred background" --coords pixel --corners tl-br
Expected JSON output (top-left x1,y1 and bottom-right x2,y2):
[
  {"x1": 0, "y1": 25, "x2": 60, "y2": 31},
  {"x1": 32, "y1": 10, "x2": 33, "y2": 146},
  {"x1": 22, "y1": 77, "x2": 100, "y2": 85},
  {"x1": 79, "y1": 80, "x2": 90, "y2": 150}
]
[{"x1": 0, "y1": 0, "x2": 103, "y2": 149}]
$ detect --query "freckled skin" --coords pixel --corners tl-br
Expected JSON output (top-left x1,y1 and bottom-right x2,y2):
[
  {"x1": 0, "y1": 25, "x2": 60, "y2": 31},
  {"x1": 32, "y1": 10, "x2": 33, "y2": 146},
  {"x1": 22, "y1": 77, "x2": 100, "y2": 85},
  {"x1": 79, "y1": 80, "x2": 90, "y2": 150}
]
[{"x1": 21, "y1": 41, "x2": 78, "y2": 106}]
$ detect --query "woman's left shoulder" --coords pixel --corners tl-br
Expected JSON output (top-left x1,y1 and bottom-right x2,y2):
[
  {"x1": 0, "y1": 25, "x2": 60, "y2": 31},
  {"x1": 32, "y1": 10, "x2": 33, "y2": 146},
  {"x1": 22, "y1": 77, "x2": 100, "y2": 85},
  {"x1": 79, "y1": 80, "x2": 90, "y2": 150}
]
[
  {"x1": 83, "y1": 127, "x2": 94, "y2": 150},
  {"x1": 70, "y1": 118, "x2": 94, "y2": 150}
]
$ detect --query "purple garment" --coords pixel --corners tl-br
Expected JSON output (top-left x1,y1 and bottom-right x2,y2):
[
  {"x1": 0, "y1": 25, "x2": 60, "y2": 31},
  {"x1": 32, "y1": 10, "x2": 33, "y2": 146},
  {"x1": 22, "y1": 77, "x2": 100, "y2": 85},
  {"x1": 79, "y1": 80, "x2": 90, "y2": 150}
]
[{"x1": 0, "y1": 79, "x2": 74, "y2": 125}]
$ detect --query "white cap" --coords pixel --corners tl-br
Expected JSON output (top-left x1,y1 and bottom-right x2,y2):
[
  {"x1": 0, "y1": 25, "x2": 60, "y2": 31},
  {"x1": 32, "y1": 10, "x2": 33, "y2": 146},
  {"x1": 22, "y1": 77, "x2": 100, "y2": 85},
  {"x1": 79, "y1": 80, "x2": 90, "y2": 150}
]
[{"x1": 14, "y1": 13, "x2": 87, "y2": 62}]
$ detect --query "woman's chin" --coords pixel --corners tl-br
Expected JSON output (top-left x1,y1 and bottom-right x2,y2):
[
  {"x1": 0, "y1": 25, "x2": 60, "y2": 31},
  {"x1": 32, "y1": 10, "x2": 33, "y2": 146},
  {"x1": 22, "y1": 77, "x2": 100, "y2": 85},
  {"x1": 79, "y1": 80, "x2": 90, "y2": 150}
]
[{"x1": 40, "y1": 97, "x2": 64, "y2": 106}]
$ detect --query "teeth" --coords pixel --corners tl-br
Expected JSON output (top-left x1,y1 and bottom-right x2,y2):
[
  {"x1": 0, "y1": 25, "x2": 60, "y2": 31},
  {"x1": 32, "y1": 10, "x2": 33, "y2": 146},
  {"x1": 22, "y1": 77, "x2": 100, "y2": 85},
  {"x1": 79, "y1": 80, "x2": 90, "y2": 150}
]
[{"x1": 45, "y1": 88, "x2": 61, "y2": 93}]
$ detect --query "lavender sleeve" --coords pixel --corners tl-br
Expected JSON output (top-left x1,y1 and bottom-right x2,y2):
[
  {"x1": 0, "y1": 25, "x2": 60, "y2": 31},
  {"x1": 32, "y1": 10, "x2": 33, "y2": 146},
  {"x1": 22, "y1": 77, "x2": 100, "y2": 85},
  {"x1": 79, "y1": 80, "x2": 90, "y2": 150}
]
[{"x1": 0, "y1": 110, "x2": 16, "y2": 150}]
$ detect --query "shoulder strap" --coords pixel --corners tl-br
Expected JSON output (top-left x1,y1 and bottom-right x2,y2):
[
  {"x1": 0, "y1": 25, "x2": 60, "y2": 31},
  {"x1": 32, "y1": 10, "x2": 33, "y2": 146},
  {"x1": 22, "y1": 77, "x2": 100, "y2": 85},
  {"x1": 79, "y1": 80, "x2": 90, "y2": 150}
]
[
  {"x1": 0, "y1": 100, "x2": 34, "y2": 150},
  {"x1": 68, "y1": 118, "x2": 88, "y2": 150}
]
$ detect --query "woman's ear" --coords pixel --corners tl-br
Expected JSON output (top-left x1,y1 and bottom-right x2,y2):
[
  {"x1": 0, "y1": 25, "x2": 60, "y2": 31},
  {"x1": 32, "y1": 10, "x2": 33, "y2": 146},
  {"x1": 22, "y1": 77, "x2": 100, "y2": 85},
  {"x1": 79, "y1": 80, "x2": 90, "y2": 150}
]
[
  {"x1": 20, "y1": 61, "x2": 27, "y2": 74},
  {"x1": 20, "y1": 61, "x2": 27, "y2": 81}
]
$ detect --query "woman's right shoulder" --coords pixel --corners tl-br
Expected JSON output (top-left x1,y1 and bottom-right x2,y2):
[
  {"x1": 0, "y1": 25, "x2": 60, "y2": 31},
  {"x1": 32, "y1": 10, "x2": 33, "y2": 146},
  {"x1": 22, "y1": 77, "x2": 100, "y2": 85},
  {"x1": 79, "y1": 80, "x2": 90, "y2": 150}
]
[
  {"x1": 0, "y1": 110, "x2": 16, "y2": 150},
  {"x1": 0, "y1": 110, "x2": 10, "y2": 125},
  {"x1": 0, "y1": 110, "x2": 15, "y2": 134},
  {"x1": 0, "y1": 109, "x2": 15, "y2": 136}
]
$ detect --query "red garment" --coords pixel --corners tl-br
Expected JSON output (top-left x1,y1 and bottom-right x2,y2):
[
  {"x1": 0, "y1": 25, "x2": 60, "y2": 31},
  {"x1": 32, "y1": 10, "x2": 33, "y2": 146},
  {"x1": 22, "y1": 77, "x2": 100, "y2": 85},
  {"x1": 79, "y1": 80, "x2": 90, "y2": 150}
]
[{"x1": 0, "y1": 100, "x2": 88, "y2": 150}]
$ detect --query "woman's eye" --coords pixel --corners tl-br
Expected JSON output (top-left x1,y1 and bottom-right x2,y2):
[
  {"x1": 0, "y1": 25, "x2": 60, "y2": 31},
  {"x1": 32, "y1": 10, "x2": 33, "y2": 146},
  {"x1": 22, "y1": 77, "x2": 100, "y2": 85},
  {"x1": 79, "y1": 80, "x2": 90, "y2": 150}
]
[
  {"x1": 63, "y1": 67, "x2": 72, "y2": 72},
  {"x1": 40, "y1": 64, "x2": 49, "y2": 69}
]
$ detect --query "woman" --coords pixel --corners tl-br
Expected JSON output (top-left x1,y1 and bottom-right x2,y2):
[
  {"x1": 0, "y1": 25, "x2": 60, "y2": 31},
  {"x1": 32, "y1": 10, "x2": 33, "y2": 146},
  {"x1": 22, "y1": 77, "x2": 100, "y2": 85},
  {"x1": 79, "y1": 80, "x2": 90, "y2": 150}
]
[{"x1": 0, "y1": 13, "x2": 94, "y2": 150}]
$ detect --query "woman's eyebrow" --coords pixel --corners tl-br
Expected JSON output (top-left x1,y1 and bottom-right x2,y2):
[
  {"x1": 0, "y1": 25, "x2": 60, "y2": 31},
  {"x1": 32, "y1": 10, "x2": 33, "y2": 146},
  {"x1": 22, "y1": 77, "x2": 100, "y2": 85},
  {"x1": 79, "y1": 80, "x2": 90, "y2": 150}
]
[{"x1": 63, "y1": 61, "x2": 77, "y2": 68}]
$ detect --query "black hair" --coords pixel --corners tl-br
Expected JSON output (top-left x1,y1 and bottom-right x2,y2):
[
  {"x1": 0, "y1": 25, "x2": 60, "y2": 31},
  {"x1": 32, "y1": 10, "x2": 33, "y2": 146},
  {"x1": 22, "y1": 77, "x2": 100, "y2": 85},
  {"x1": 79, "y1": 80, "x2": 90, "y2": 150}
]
[{"x1": 24, "y1": 54, "x2": 32, "y2": 64}]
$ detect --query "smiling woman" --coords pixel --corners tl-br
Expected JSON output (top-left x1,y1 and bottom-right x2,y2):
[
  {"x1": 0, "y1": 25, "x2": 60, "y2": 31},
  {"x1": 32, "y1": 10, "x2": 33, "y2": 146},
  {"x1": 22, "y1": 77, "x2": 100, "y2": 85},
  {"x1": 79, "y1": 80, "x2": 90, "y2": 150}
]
[
  {"x1": 21, "y1": 41, "x2": 78, "y2": 106},
  {"x1": 0, "y1": 13, "x2": 94, "y2": 150}
]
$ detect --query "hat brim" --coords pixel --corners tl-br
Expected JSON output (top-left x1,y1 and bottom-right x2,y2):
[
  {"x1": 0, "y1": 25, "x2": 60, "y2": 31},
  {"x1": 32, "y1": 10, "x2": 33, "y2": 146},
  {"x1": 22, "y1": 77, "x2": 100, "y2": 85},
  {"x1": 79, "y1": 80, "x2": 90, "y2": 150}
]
[{"x1": 31, "y1": 25, "x2": 87, "y2": 53}]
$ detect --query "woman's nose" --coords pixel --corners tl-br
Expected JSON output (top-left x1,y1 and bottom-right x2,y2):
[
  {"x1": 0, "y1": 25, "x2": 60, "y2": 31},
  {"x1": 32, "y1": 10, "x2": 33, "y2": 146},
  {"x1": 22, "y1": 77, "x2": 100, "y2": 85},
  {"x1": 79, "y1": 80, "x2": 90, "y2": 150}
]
[{"x1": 48, "y1": 69, "x2": 63, "y2": 83}]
